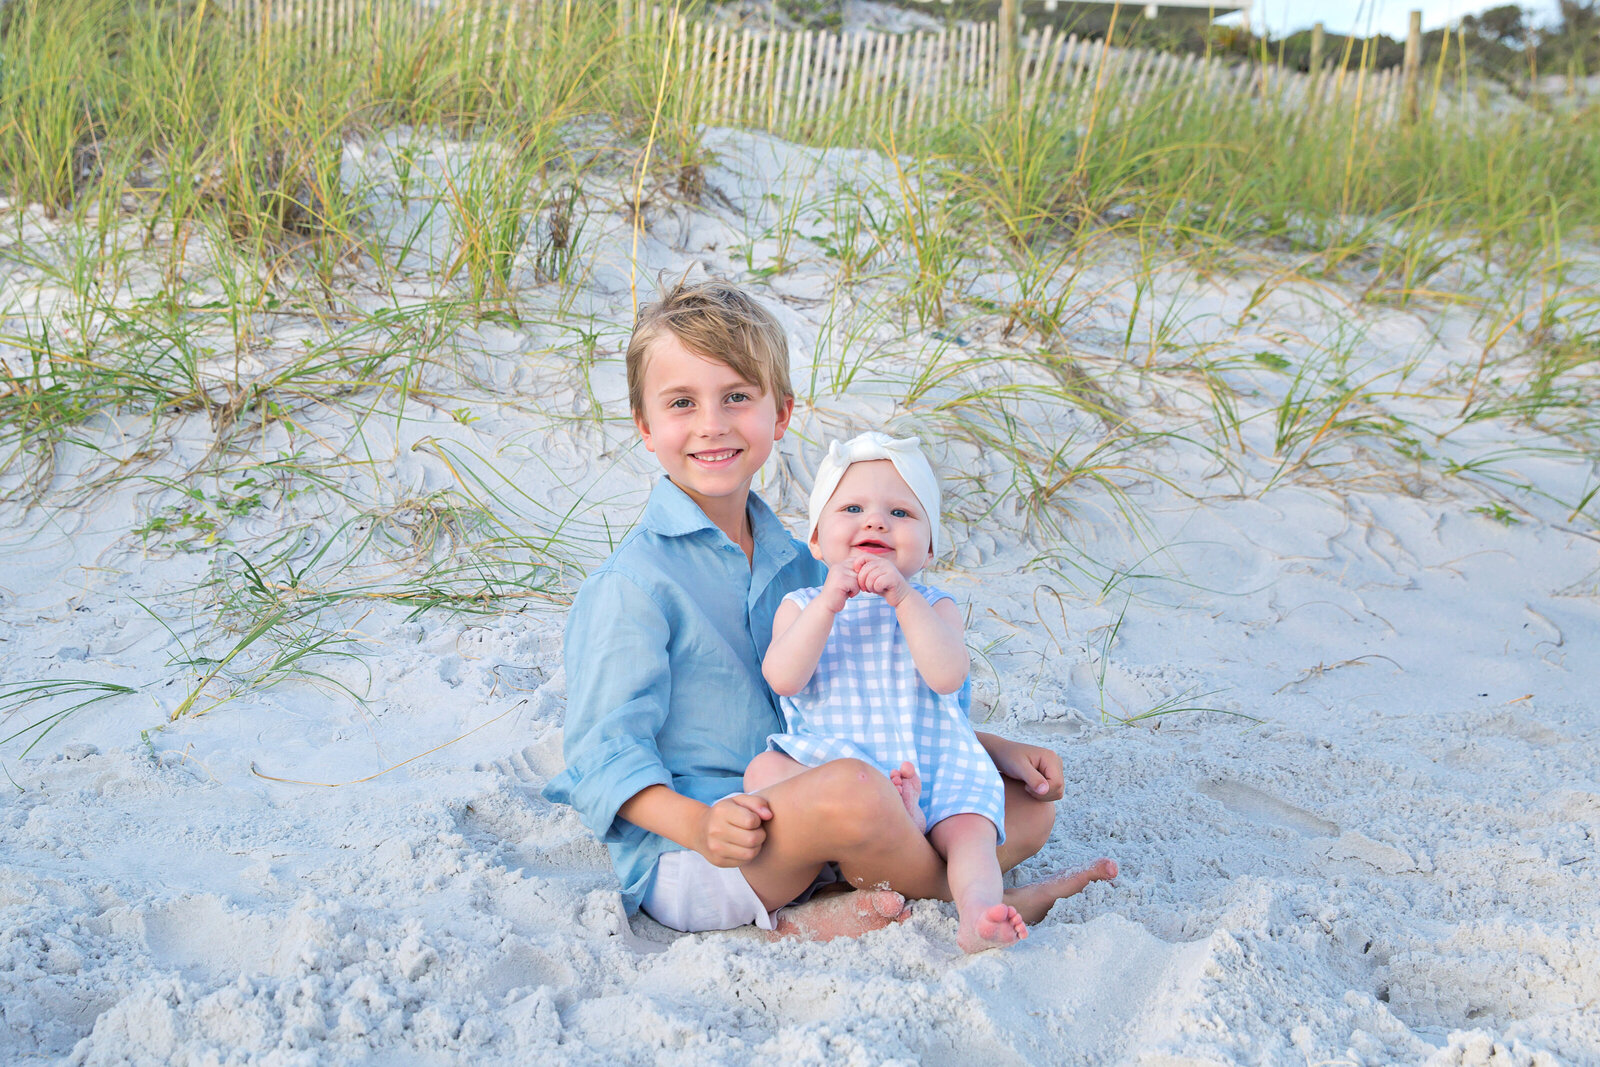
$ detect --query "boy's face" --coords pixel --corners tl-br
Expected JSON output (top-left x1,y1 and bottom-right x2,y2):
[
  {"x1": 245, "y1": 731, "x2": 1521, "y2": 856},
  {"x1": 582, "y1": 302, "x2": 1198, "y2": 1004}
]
[
  {"x1": 633, "y1": 330, "x2": 793, "y2": 514},
  {"x1": 810, "y1": 460, "x2": 933, "y2": 577}
]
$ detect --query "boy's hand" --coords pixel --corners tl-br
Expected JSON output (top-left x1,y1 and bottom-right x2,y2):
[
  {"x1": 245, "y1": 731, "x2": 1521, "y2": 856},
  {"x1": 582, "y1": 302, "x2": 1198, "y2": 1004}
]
[
  {"x1": 817, "y1": 561, "x2": 861, "y2": 614},
  {"x1": 696, "y1": 793, "x2": 772, "y2": 867},
  {"x1": 853, "y1": 555, "x2": 911, "y2": 607},
  {"x1": 989, "y1": 738, "x2": 1065, "y2": 801}
]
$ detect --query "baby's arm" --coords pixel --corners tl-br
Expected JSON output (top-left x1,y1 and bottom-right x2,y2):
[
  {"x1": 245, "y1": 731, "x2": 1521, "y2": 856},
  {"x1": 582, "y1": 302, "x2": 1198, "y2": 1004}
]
[
  {"x1": 895, "y1": 592, "x2": 969, "y2": 694},
  {"x1": 762, "y1": 564, "x2": 859, "y2": 696},
  {"x1": 855, "y1": 558, "x2": 969, "y2": 694}
]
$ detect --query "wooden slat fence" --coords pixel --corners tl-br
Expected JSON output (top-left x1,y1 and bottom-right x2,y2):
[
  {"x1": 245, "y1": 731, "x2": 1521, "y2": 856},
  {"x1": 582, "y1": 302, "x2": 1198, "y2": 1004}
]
[
  {"x1": 669, "y1": 19, "x2": 1457, "y2": 133},
  {"x1": 221, "y1": 0, "x2": 1486, "y2": 133}
]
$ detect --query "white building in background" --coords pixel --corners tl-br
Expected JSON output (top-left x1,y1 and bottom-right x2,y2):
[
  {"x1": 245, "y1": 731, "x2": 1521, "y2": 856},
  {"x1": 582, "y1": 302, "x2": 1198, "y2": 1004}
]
[
  {"x1": 904, "y1": 0, "x2": 1253, "y2": 31},
  {"x1": 1038, "y1": 0, "x2": 1248, "y2": 17}
]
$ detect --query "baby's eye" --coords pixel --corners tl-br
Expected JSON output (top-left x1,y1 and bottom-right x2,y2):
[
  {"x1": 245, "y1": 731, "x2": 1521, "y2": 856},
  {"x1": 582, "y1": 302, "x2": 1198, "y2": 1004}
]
[
  {"x1": 843, "y1": 504, "x2": 862, "y2": 513},
  {"x1": 891, "y1": 508, "x2": 909, "y2": 518}
]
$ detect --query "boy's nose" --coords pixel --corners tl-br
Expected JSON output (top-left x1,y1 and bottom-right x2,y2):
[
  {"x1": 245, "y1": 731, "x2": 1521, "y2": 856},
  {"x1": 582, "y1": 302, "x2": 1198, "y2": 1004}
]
[{"x1": 695, "y1": 408, "x2": 729, "y2": 435}]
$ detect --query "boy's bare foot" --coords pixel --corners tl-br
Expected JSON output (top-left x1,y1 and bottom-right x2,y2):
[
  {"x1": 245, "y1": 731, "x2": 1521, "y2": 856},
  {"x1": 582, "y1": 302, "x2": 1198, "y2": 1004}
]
[
  {"x1": 1003, "y1": 858, "x2": 1118, "y2": 925},
  {"x1": 768, "y1": 888, "x2": 910, "y2": 943},
  {"x1": 889, "y1": 761, "x2": 927, "y2": 833},
  {"x1": 957, "y1": 903, "x2": 1028, "y2": 953}
]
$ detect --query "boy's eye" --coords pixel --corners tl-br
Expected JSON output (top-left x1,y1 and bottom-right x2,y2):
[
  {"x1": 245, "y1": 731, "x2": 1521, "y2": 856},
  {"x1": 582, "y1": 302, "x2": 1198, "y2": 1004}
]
[
  {"x1": 727, "y1": 392, "x2": 751, "y2": 404},
  {"x1": 669, "y1": 398, "x2": 692, "y2": 409}
]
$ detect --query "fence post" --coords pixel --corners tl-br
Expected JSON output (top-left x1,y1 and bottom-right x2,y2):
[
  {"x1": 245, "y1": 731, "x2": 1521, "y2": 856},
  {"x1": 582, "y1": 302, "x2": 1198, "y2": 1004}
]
[
  {"x1": 1402, "y1": 9, "x2": 1421, "y2": 122},
  {"x1": 1310, "y1": 21, "x2": 1324, "y2": 74},
  {"x1": 999, "y1": 0, "x2": 1018, "y2": 110}
]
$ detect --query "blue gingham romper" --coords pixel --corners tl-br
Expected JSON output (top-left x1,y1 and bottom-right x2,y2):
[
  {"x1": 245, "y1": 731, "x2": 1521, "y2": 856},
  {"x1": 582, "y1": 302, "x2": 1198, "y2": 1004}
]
[{"x1": 768, "y1": 583, "x2": 1006, "y2": 840}]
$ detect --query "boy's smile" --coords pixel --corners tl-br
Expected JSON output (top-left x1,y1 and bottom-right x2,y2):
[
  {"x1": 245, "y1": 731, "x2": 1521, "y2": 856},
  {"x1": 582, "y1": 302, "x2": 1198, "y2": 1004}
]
[
  {"x1": 810, "y1": 460, "x2": 934, "y2": 579},
  {"x1": 634, "y1": 330, "x2": 792, "y2": 539}
]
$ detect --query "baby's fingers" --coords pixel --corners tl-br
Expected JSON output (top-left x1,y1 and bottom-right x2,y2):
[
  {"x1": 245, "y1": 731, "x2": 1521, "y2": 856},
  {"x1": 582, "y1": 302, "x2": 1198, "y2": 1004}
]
[
  {"x1": 859, "y1": 564, "x2": 894, "y2": 596},
  {"x1": 827, "y1": 565, "x2": 861, "y2": 596}
]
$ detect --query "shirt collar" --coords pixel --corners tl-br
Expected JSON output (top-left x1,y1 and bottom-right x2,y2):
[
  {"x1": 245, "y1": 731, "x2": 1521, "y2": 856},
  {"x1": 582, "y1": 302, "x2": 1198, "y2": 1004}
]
[
  {"x1": 640, "y1": 477, "x2": 720, "y2": 538},
  {"x1": 748, "y1": 487, "x2": 798, "y2": 569},
  {"x1": 639, "y1": 477, "x2": 798, "y2": 568}
]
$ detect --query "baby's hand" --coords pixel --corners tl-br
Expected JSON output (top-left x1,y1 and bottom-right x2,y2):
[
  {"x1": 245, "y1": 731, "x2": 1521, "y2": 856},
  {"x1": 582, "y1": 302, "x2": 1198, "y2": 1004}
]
[
  {"x1": 853, "y1": 556, "x2": 912, "y2": 607},
  {"x1": 818, "y1": 561, "x2": 861, "y2": 614}
]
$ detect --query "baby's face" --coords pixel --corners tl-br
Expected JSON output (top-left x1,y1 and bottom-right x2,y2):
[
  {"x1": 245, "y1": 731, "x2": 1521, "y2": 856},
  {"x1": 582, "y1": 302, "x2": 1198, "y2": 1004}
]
[{"x1": 810, "y1": 460, "x2": 933, "y2": 576}]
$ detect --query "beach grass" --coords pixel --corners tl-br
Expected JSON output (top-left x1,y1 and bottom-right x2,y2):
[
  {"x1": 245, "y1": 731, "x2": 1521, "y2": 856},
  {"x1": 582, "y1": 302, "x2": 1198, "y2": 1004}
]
[{"x1": 0, "y1": 0, "x2": 1596, "y2": 731}]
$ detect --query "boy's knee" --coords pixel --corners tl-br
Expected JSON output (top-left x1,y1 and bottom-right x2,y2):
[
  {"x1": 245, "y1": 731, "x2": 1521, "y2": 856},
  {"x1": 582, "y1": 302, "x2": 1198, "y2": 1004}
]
[{"x1": 810, "y1": 759, "x2": 902, "y2": 843}]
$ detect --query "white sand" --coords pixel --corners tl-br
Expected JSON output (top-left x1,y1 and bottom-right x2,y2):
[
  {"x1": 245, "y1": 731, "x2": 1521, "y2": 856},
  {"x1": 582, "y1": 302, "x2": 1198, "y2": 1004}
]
[{"x1": 2, "y1": 126, "x2": 1597, "y2": 1066}]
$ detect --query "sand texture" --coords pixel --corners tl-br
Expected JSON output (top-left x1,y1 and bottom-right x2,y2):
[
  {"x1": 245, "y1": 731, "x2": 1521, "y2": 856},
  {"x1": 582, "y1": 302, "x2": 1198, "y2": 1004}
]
[{"x1": 2, "y1": 126, "x2": 1597, "y2": 1066}]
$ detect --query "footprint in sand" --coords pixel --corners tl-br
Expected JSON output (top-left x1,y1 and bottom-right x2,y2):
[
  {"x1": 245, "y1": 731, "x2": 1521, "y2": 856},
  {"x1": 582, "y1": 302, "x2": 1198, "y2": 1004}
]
[
  {"x1": 475, "y1": 731, "x2": 566, "y2": 785},
  {"x1": 1198, "y1": 779, "x2": 1340, "y2": 838},
  {"x1": 143, "y1": 895, "x2": 281, "y2": 980}
]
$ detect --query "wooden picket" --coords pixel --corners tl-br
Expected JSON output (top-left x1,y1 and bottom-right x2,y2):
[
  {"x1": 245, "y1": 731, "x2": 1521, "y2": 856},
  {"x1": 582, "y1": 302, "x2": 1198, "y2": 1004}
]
[{"x1": 215, "y1": 0, "x2": 1490, "y2": 136}]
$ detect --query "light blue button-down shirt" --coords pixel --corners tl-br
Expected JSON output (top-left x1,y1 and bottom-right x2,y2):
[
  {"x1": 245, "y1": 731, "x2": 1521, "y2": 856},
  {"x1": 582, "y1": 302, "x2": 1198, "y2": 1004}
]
[{"x1": 542, "y1": 477, "x2": 826, "y2": 913}]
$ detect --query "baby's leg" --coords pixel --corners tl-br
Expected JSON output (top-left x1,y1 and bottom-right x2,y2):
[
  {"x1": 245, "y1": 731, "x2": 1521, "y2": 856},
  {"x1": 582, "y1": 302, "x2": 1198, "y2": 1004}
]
[
  {"x1": 889, "y1": 761, "x2": 927, "y2": 833},
  {"x1": 928, "y1": 814, "x2": 1026, "y2": 953},
  {"x1": 744, "y1": 750, "x2": 807, "y2": 794}
]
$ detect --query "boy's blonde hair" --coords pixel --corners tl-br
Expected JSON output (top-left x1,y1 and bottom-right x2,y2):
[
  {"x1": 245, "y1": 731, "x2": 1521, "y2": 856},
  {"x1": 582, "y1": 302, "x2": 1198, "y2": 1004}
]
[{"x1": 627, "y1": 278, "x2": 792, "y2": 418}]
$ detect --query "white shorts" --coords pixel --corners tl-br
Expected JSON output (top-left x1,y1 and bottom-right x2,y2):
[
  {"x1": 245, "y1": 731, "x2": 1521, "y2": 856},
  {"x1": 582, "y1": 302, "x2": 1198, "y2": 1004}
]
[{"x1": 640, "y1": 850, "x2": 842, "y2": 933}]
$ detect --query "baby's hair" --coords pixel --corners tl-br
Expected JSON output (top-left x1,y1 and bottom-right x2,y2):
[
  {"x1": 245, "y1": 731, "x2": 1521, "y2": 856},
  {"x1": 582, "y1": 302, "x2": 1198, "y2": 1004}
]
[{"x1": 627, "y1": 277, "x2": 792, "y2": 418}]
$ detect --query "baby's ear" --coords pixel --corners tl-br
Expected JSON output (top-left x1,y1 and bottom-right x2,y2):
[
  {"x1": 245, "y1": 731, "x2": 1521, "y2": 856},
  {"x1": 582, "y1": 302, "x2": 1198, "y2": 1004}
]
[{"x1": 808, "y1": 533, "x2": 825, "y2": 561}]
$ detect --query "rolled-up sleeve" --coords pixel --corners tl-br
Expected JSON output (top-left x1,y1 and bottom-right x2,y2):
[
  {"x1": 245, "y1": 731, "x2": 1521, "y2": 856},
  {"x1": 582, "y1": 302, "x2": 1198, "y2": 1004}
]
[{"x1": 543, "y1": 570, "x2": 675, "y2": 842}]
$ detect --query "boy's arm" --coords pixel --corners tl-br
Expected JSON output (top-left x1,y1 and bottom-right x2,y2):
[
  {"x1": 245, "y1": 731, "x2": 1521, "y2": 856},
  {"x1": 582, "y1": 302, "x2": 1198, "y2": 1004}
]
[
  {"x1": 548, "y1": 571, "x2": 776, "y2": 868},
  {"x1": 544, "y1": 572, "x2": 679, "y2": 841},
  {"x1": 618, "y1": 786, "x2": 772, "y2": 867},
  {"x1": 761, "y1": 566, "x2": 857, "y2": 696}
]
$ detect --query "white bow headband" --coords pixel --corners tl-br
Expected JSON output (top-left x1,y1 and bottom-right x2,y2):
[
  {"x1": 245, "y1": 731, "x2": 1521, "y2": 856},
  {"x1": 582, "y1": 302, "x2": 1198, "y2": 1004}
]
[{"x1": 806, "y1": 432, "x2": 943, "y2": 558}]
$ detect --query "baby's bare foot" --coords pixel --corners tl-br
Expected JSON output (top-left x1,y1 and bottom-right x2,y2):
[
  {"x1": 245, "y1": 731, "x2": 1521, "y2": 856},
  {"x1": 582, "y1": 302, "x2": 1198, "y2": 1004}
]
[
  {"x1": 889, "y1": 761, "x2": 927, "y2": 833},
  {"x1": 1004, "y1": 858, "x2": 1118, "y2": 925},
  {"x1": 769, "y1": 889, "x2": 910, "y2": 943},
  {"x1": 957, "y1": 903, "x2": 1028, "y2": 953}
]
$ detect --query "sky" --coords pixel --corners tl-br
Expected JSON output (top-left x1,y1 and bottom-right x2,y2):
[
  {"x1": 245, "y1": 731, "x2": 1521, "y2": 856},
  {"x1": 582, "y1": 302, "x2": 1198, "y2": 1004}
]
[{"x1": 1225, "y1": 1, "x2": 1564, "y2": 37}]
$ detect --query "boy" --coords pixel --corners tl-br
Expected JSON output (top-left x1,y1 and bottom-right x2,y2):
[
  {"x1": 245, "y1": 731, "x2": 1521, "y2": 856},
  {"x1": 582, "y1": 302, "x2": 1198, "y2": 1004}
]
[{"x1": 543, "y1": 279, "x2": 1112, "y2": 938}]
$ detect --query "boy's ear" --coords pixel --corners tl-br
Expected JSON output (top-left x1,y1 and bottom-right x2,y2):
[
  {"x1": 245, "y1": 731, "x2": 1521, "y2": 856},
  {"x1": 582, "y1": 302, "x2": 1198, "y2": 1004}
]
[
  {"x1": 633, "y1": 410, "x2": 656, "y2": 452},
  {"x1": 772, "y1": 395, "x2": 794, "y2": 439}
]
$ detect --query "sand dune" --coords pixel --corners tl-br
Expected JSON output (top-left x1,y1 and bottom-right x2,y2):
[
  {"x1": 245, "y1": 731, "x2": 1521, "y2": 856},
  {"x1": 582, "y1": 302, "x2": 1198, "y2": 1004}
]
[{"x1": 2, "y1": 125, "x2": 1596, "y2": 1066}]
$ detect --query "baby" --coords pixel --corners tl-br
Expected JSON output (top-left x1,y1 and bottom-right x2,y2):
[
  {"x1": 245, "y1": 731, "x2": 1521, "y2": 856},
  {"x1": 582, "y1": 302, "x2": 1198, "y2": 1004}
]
[{"x1": 745, "y1": 431, "x2": 1025, "y2": 952}]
